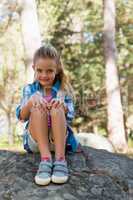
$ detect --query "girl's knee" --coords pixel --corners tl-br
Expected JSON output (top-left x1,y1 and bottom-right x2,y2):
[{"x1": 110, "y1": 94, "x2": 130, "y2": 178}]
[
  {"x1": 50, "y1": 107, "x2": 64, "y2": 117},
  {"x1": 30, "y1": 107, "x2": 47, "y2": 119}
]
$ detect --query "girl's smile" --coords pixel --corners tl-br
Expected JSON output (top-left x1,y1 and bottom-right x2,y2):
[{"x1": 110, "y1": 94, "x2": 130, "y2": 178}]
[{"x1": 39, "y1": 77, "x2": 50, "y2": 82}]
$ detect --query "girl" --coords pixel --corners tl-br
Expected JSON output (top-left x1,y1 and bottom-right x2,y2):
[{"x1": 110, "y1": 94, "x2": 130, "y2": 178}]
[{"x1": 16, "y1": 44, "x2": 79, "y2": 186}]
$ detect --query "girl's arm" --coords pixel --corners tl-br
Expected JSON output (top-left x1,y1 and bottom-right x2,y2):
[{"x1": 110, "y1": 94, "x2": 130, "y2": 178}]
[
  {"x1": 19, "y1": 100, "x2": 32, "y2": 121},
  {"x1": 16, "y1": 85, "x2": 33, "y2": 122}
]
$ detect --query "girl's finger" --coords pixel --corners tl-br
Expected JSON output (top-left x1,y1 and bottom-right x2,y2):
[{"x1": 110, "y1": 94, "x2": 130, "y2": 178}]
[
  {"x1": 42, "y1": 98, "x2": 48, "y2": 104},
  {"x1": 39, "y1": 98, "x2": 48, "y2": 110},
  {"x1": 46, "y1": 103, "x2": 51, "y2": 110},
  {"x1": 50, "y1": 99, "x2": 56, "y2": 105},
  {"x1": 56, "y1": 100, "x2": 64, "y2": 109},
  {"x1": 42, "y1": 103, "x2": 48, "y2": 111},
  {"x1": 52, "y1": 100, "x2": 60, "y2": 108},
  {"x1": 39, "y1": 98, "x2": 45, "y2": 106},
  {"x1": 32, "y1": 100, "x2": 38, "y2": 107}
]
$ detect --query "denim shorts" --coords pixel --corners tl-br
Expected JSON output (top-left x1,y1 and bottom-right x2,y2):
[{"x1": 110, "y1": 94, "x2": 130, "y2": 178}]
[{"x1": 23, "y1": 129, "x2": 55, "y2": 153}]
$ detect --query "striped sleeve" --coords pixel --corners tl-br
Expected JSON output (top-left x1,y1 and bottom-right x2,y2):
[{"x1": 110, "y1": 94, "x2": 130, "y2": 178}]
[
  {"x1": 16, "y1": 84, "x2": 33, "y2": 121},
  {"x1": 64, "y1": 95, "x2": 75, "y2": 123}
]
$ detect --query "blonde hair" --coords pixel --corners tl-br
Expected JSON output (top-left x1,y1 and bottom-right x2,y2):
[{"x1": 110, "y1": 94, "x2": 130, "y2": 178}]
[{"x1": 33, "y1": 44, "x2": 74, "y2": 98}]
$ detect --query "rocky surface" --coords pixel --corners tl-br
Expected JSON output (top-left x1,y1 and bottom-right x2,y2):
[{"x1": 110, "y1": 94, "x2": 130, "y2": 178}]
[{"x1": 0, "y1": 146, "x2": 133, "y2": 200}]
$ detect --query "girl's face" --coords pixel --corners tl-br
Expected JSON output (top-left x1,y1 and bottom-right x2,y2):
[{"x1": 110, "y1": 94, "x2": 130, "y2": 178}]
[{"x1": 34, "y1": 57, "x2": 57, "y2": 89}]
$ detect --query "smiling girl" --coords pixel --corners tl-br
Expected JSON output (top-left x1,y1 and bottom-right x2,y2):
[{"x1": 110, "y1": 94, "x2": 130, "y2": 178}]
[{"x1": 16, "y1": 44, "x2": 79, "y2": 186}]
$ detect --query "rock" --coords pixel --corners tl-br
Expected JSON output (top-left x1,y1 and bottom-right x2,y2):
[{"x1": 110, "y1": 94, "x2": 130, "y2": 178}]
[
  {"x1": 0, "y1": 147, "x2": 133, "y2": 200},
  {"x1": 75, "y1": 133, "x2": 114, "y2": 152}
]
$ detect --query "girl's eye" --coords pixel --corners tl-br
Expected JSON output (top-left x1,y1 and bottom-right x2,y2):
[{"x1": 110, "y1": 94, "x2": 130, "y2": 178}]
[
  {"x1": 37, "y1": 69, "x2": 42, "y2": 73},
  {"x1": 47, "y1": 69, "x2": 53, "y2": 73}
]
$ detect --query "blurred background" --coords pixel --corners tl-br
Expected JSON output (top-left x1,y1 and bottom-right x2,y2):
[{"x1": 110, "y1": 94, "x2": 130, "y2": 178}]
[{"x1": 0, "y1": 0, "x2": 132, "y2": 152}]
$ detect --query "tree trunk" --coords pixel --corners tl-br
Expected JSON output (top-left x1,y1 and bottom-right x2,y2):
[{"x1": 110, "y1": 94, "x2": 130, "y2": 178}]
[
  {"x1": 103, "y1": 0, "x2": 128, "y2": 151},
  {"x1": 6, "y1": 113, "x2": 14, "y2": 145},
  {"x1": 20, "y1": 0, "x2": 41, "y2": 83}
]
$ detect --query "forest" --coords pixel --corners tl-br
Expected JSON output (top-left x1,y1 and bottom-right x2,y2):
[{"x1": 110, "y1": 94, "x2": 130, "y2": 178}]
[{"x1": 0, "y1": 0, "x2": 132, "y2": 153}]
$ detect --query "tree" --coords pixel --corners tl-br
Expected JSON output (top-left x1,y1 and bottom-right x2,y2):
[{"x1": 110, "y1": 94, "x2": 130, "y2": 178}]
[
  {"x1": 103, "y1": 0, "x2": 128, "y2": 151},
  {"x1": 20, "y1": 0, "x2": 41, "y2": 82},
  {"x1": 0, "y1": 0, "x2": 24, "y2": 145},
  {"x1": 0, "y1": 66, "x2": 19, "y2": 145},
  {"x1": 0, "y1": 0, "x2": 42, "y2": 83}
]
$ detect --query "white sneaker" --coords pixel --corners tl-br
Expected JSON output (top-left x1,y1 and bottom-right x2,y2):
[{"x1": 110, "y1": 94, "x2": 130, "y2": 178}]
[
  {"x1": 35, "y1": 160, "x2": 52, "y2": 185},
  {"x1": 51, "y1": 160, "x2": 69, "y2": 184}
]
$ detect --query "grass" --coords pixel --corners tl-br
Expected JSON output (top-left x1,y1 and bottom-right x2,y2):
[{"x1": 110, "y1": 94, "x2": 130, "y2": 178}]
[
  {"x1": 128, "y1": 137, "x2": 133, "y2": 148},
  {"x1": 0, "y1": 134, "x2": 24, "y2": 151}
]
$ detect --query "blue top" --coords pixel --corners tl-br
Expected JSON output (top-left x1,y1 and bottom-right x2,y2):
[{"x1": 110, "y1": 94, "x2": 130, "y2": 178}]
[{"x1": 16, "y1": 80, "x2": 79, "y2": 152}]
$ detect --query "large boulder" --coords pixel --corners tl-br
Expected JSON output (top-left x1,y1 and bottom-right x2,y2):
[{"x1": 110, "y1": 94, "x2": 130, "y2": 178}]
[
  {"x1": 0, "y1": 147, "x2": 133, "y2": 200},
  {"x1": 75, "y1": 133, "x2": 114, "y2": 152}
]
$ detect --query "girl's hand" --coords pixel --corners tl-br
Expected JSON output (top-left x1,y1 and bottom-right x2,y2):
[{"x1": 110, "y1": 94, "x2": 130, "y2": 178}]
[
  {"x1": 29, "y1": 92, "x2": 48, "y2": 112},
  {"x1": 50, "y1": 98, "x2": 68, "y2": 113},
  {"x1": 50, "y1": 99, "x2": 63, "y2": 108}
]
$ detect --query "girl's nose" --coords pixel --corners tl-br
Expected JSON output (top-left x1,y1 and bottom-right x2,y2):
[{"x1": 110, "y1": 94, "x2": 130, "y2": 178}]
[{"x1": 42, "y1": 71, "x2": 47, "y2": 77}]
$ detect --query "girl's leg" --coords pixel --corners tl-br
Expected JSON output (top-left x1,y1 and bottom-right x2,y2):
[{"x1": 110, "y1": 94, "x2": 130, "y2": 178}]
[
  {"x1": 50, "y1": 107, "x2": 68, "y2": 184},
  {"x1": 28, "y1": 107, "x2": 51, "y2": 159},
  {"x1": 50, "y1": 107, "x2": 67, "y2": 160}
]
